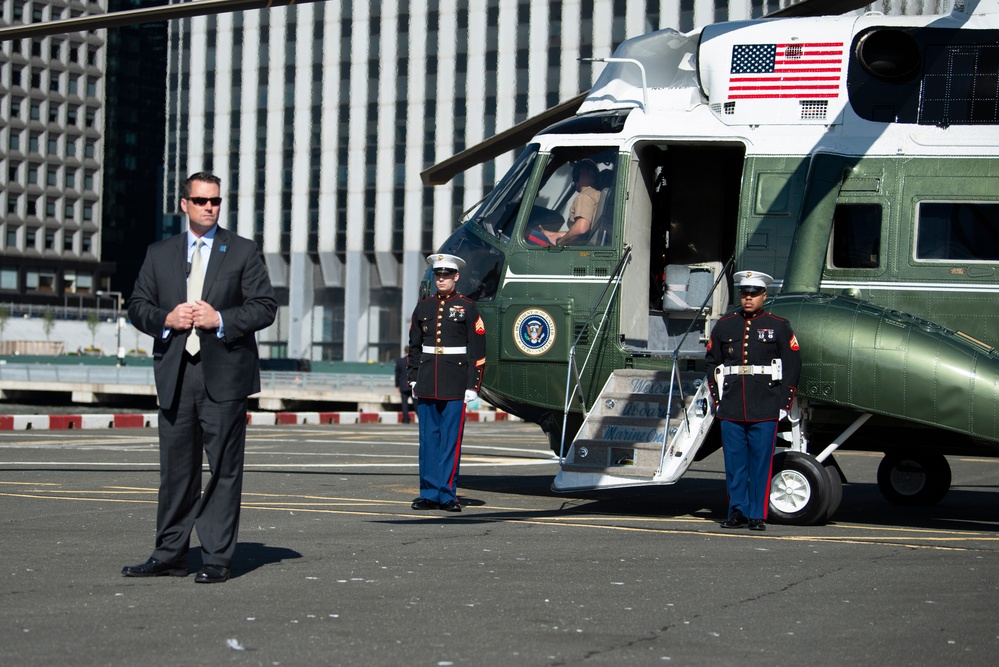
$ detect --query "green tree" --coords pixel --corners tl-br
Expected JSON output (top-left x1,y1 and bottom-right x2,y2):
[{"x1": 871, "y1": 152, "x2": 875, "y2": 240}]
[
  {"x1": 42, "y1": 308, "x2": 55, "y2": 341},
  {"x1": 86, "y1": 311, "x2": 100, "y2": 351}
]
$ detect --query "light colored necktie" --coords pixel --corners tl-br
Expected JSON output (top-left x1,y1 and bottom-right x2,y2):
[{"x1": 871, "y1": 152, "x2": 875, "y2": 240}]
[{"x1": 185, "y1": 239, "x2": 205, "y2": 355}]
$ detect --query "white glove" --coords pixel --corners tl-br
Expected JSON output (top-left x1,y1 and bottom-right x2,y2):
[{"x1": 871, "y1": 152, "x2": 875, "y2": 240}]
[
  {"x1": 779, "y1": 409, "x2": 788, "y2": 421},
  {"x1": 409, "y1": 382, "x2": 416, "y2": 392},
  {"x1": 464, "y1": 390, "x2": 478, "y2": 404}
]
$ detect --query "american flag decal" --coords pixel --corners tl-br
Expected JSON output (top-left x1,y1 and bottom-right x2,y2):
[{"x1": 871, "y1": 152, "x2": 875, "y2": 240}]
[{"x1": 729, "y1": 42, "x2": 844, "y2": 99}]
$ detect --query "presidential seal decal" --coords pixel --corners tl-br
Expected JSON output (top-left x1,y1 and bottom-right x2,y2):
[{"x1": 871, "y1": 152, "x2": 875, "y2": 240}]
[{"x1": 513, "y1": 308, "x2": 556, "y2": 356}]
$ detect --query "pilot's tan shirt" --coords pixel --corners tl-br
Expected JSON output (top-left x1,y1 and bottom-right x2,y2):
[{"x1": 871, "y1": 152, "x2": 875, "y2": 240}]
[{"x1": 568, "y1": 185, "x2": 600, "y2": 225}]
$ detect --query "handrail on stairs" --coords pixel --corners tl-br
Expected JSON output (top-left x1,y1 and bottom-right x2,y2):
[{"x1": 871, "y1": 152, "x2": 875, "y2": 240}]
[
  {"x1": 670, "y1": 255, "x2": 735, "y2": 358},
  {"x1": 559, "y1": 245, "x2": 633, "y2": 463},
  {"x1": 657, "y1": 256, "x2": 734, "y2": 475}
]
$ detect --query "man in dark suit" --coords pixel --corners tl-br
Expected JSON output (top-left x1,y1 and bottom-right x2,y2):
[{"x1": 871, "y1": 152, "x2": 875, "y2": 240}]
[
  {"x1": 395, "y1": 345, "x2": 413, "y2": 423},
  {"x1": 122, "y1": 172, "x2": 276, "y2": 584}
]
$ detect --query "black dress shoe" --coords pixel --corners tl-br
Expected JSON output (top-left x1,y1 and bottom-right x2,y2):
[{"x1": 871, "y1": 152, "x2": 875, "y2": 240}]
[
  {"x1": 748, "y1": 519, "x2": 766, "y2": 532},
  {"x1": 121, "y1": 557, "x2": 187, "y2": 578},
  {"x1": 440, "y1": 500, "x2": 462, "y2": 512},
  {"x1": 411, "y1": 498, "x2": 439, "y2": 510},
  {"x1": 720, "y1": 510, "x2": 748, "y2": 529},
  {"x1": 195, "y1": 564, "x2": 231, "y2": 584}
]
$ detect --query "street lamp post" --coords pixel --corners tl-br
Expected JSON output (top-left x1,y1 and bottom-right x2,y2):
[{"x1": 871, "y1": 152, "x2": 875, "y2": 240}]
[{"x1": 96, "y1": 290, "x2": 124, "y2": 366}]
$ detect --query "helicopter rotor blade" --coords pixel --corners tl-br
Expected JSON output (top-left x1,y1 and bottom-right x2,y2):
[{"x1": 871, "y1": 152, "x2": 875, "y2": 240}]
[
  {"x1": 420, "y1": 91, "x2": 590, "y2": 186},
  {"x1": 0, "y1": 0, "x2": 329, "y2": 42},
  {"x1": 766, "y1": 0, "x2": 876, "y2": 18}
]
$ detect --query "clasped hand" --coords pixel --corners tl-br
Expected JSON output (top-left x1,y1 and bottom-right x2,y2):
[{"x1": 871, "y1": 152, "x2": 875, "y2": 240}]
[{"x1": 166, "y1": 300, "x2": 219, "y2": 332}]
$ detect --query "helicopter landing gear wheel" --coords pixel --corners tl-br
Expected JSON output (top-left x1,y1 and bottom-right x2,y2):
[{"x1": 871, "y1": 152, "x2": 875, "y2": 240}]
[
  {"x1": 822, "y1": 461, "x2": 843, "y2": 523},
  {"x1": 769, "y1": 451, "x2": 830, "y2": 525},
  {"x1": 876, "y1": 453, "x2": 951, "y2": 506}
]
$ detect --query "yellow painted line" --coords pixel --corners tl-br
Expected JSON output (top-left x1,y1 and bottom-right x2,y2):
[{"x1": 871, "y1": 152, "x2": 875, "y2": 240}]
[
  {"x1": 0, "y1": 481, "x2": 60, "y2": 486},
  {"x1": 4, "y1": 487, "x2": 997, "y2": 552}
]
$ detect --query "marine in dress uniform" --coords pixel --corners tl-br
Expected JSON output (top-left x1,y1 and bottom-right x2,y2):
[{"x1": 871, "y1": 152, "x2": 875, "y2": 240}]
[
  {"x1": 705, "y1": 271, "x2": 801, "y2": 531},
  {"x1": 407, "y1": 254, "x2": 487, "y2": 512}
]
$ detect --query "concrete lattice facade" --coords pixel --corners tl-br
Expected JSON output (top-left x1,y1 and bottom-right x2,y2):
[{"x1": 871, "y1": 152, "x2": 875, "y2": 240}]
[{"x1": 0, "y1": 0, "x2": 108, "y2": 303}]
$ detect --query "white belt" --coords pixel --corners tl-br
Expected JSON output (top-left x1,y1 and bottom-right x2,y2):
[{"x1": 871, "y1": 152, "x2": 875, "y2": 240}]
[
  {"x1": 714, "y1": 360, "x2": 782, "y2": 400},
  {"x1": 422, "y1": 345, "x2": 467, "y2": 355}
]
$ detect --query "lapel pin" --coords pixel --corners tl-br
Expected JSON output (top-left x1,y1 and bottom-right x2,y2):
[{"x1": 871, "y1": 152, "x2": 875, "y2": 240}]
[{"x1": 220, "y1": 245, "x2": 227, "y2": 252}]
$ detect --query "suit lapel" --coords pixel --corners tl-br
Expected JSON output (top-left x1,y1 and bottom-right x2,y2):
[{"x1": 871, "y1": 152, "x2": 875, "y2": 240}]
[
  {"x1": 202, "y1": 227, "x2": 229, "y2": 303},
  {"x1": 173, "y1": 234, "x2": 189, "y2": 302}
]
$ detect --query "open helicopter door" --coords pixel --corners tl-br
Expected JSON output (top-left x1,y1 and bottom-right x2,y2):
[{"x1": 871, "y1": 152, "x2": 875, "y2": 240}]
[{"x1": 619, "y1": 142, "x2": 744, "y2": 355}]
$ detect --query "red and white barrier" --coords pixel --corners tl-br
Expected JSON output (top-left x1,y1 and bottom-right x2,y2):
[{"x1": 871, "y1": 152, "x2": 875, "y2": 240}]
[{"x1": 0, "y1": 410, "x2": 517, "y2": 430}]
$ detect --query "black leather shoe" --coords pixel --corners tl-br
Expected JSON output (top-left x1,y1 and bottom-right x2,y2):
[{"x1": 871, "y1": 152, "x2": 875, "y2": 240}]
[
  {"x1": 122, "y1": 557, "x2": 187, "y2": 578},
  {"x1": 748, "y1": 519, "x2": 766, "y2": 532},
  {"x1": 411, "y1": 498, "x2": 439, "y2": 510},
  {"x1": 195, "y1": 564, "x2": 231, "y2": 584},
  {"x1": 440, "y1": 500, "x2": 462, "y2": 512},
  {"x1": 720, "y1": 510, "x2": 748, "y2": 529}
]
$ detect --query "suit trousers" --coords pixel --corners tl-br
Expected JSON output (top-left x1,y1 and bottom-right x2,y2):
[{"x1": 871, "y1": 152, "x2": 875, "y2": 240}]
[
  {"x1": 152, "y1": 355, "x2": 248, "y2": 567},
  {"x1": 720, "y1": 419, "x2": 779, "y2": 521},
  {"x1": 415, "y1": 398, "x2": 466, "y2": 504}
]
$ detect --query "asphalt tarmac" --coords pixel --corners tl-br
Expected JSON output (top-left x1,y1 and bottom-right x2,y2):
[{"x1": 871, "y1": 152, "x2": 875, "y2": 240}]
[{"x1": 2, "y1": 421, "x2": 998, "y2": 666}]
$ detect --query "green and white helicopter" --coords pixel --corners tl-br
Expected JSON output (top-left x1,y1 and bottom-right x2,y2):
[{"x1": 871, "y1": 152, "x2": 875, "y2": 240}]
[{"x1": 423, "y1": 0, "x2": 999, "y2": 524}]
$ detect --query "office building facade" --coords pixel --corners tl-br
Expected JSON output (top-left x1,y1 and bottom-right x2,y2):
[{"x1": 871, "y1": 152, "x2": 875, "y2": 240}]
[{"x1": 0, "y1": 0, "x2": 111, "y2": 305}]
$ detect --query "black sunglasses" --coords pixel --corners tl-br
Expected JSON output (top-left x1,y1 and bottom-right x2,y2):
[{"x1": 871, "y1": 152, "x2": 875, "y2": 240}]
[
  {"x1": 186, "y1": 196, "x2": 223, "y2": 206},
  {"x1": 433, "y1": 269, "x2": 457, "y2": 277},
  {"x1": 739, "y1": 287, "x2": 766, "y2": 297}
]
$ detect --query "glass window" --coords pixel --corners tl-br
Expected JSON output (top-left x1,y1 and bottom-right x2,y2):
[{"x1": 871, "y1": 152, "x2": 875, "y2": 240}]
[
  {"x1": 82, "y1": 235, "x2": 92, "y2": 253},
  {"x1": 9, "y1": 133, "x2": 20, "y2": 150},
  {"x1": 44, "y1": 230, "x2": 55, "y2": 250},
  {"x1": 47, "y1": 137, "x2": 58, "y2": 154},
  {"x1": 0, "y1": 268, "x2": 17, "y2": 290},
  {"x1": 64, "y1": 202, "x2": 75, "y2": 218},
  {"x1": 916, "y1": 202, "x2": 999, "y2": 262},
  {"x1": 64, "y1": 233, "x2": 74, "y2": 252},
  {"x1": 523, "y1": 147, "x2": 618, "y2": 247},
  {"x1": 5, "y1": 229, "x2": 16, "y2": 248},
  {"x1": 30, "y1": 102, "x2": 41, "y2": 119},
  {"x1": 47, "y1": 169, "x2": 57, "y2": 186},
  {"x1": 27, "y1": 165, "x2": 39, "y2": 184},
  {"x1": 829, "y1": 204, "x2": 882, "y2": 269},
  {"x1": 8, "y1": 163, "x2": 20, "y2": 181},
  {"x1": 7, "y1": 195, "x2": 18, "y2": 214}
]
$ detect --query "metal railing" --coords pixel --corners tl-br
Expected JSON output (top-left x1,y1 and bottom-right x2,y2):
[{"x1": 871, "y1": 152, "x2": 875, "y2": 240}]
[{"x1": 558, "y1": 245, "x2": 633, "y2": 462}]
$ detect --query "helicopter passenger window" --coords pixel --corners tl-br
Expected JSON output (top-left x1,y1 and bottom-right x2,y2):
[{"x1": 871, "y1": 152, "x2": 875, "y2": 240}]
[
  {"x1": 524, "y1": 147, "x2": 617, "y2": 247},
  {"x1": 915, "y1": 202, "x2": 999, "y2": 262},
  {"x1": 830, "y1": 204, "x2": 882, "y2": 269}
]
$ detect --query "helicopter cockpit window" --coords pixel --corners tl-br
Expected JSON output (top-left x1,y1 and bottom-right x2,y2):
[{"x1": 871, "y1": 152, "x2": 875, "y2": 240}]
[
  {"x1": 468, "y1": 144, "x2": 539, "y2": 243},
  {"x1": 915, "y1": 202, "x2": 999, "y2": 262},
  {"x1": 523, "y1": 147, "x2": 617, "y2": 247},
  {"x1": 830, "y1": 204, "x2": 882, "y2": 269}
]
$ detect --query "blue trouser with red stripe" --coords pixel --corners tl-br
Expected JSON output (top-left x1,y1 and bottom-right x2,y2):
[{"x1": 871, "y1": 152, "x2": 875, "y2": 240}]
[
  {"x1": 720, "y1": 419, "x2": 779, "y2": 520},
  {"x1": 416, "y1": 398, "x2": 466, "y2": 504}
]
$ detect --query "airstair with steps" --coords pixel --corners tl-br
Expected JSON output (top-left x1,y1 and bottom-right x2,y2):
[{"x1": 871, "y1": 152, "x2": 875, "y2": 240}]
[{"x1": 552, "y1": 368, "x2": 716, "y2": 492}]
